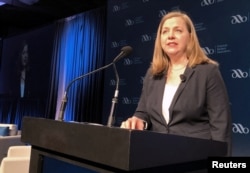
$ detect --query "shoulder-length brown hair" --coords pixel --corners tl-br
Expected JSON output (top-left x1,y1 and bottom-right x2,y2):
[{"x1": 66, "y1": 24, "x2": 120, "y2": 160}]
[{"x1": 151, "y1": 10, "x2": 217, "y2": 76}]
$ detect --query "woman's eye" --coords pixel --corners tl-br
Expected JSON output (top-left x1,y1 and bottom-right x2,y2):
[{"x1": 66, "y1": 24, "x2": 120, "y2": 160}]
[
  {"x1": 176, "y1": 29, "x2": 182, "y2": 33},
  {"x1": 162, "y1": 30, "x2": 168, "y2": 34}
]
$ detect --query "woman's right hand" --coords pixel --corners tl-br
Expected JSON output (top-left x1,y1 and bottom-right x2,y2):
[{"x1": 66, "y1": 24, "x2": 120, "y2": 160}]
[{"x1": 120, "y1": 116, "x2": 146, "y2": 130}]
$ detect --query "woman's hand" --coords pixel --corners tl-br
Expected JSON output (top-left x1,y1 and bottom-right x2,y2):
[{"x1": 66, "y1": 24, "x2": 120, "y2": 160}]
[{"x1": 120, "y1": 116, "x2": 146, "y2": 130}]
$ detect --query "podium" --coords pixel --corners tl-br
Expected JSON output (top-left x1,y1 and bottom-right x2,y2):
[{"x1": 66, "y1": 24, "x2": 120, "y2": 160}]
[{"x1": 21, "y1": 117, "x2": 227, "y2": 173}]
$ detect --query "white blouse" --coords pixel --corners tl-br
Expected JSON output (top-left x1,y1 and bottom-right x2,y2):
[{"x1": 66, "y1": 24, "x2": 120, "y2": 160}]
[{"x1": 162, "y1": 84, "x2": 178, "y2": 124}]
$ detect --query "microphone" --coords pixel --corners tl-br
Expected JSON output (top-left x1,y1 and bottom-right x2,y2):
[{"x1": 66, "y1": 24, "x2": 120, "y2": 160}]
[
  {"x1": 180, "y1": 74, "x2": 186, "y2": 82},
  {"x1": 106, "y1": 63, "x2": 119, "y2": 127},
  {"x1": 106, "y1": 46, "x2": 133, "y2": 127},
  {"x1": 58, "y1": 46, "x2": 133, "y2": 121},
  {"x1": 113, "y1": 46, "x2": 133, "y2": 63}
]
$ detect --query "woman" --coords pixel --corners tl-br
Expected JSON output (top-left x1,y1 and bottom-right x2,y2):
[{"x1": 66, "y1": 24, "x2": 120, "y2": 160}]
[{"x1": 120, "y1": 10, "x2": 232, "y2": 156}]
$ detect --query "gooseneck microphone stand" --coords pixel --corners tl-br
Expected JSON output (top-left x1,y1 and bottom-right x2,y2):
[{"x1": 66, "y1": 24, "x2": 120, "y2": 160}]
[
  {"x1": 57, "y1": 46, "x2": 133, "y2": 122},
  {"x1": 107, "y1": 63, "x2": 119, "y2": 127},
  {"x1": 58, "y1": 63, "x2": 112, "y2": 121}
]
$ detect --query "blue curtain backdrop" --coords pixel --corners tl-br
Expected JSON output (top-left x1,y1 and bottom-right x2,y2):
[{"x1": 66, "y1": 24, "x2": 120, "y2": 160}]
[
  {"x1": 47, "y1": 7, "x2": 106, "y2": 123},
  {"x1": 0, "y1": 7, "x2": 106, "y2": 129}
]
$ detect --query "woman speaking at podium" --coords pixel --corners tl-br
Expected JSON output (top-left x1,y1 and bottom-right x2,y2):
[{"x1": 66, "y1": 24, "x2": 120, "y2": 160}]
[{"x1": 120, "y1": 10, "x2": 232, "y2": 156}]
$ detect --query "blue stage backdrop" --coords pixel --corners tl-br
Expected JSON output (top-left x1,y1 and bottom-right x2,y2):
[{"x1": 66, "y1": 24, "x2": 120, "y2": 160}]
[{"x1": 102, "y1": 0, "x2": 250, "y2": 156}]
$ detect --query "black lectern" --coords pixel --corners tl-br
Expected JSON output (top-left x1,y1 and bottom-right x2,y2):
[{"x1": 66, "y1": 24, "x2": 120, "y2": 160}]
[{"x1": 21, "y1": 117, "x2": 227, "y2": 173}]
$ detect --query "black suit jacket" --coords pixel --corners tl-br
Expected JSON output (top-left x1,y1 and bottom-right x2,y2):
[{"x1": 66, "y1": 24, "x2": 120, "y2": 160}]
[{"x1": 135, "y1": 63, "x2": 232, "y2": 155}]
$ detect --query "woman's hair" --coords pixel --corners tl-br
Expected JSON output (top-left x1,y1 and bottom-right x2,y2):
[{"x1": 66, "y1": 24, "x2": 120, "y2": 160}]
[{"x1": 151, "y1": 10, "x2": 218, "y2": 76}]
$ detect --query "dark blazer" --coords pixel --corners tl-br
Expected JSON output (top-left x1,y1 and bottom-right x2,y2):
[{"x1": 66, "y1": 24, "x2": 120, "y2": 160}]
[{"x1": 135, "y1": 63, "x2": 232, "y2": 156}]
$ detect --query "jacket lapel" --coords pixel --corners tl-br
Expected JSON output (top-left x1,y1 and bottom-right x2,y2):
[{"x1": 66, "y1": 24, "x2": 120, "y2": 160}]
[{"x1": 168, "y1": 67, "x2": 194, "y2": 123}]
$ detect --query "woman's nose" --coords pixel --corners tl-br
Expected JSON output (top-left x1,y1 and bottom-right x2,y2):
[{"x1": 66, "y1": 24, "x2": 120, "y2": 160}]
[{"x1": 168, "y1": 31, "x2": 175, "y2": 39}]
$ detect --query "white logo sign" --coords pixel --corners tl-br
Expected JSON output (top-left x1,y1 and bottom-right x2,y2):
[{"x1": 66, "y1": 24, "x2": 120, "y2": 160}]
[{"x1": 232, "y1": 123, "x2": 249, "y2": 134}]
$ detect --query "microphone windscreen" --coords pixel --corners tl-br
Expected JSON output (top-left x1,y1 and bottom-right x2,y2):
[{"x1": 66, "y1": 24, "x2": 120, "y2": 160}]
[{"x1": 121, "y1": 46, "x2": 133, "y2": 56}]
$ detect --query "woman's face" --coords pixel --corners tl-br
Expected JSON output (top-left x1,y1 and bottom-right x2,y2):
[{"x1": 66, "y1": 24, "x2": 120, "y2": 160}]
[{"x1": 160, "y1": 16, "x2": 190, "y2": 58}]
